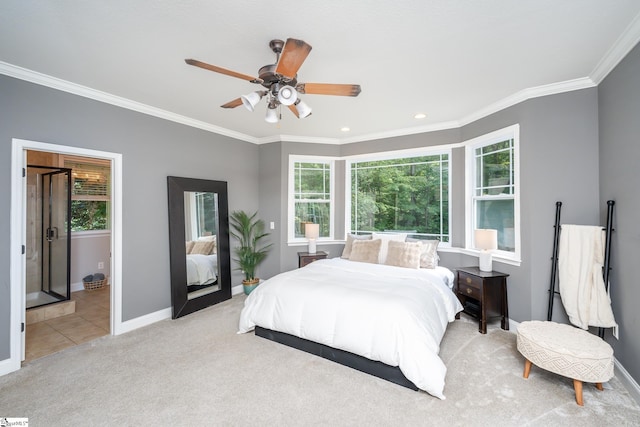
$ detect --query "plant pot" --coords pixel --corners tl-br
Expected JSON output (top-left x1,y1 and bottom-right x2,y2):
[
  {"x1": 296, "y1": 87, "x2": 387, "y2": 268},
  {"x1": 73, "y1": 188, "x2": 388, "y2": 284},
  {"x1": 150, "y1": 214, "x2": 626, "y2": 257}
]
[{"x1": 242, "y1": 278, "x2": 260, "y2": 295}]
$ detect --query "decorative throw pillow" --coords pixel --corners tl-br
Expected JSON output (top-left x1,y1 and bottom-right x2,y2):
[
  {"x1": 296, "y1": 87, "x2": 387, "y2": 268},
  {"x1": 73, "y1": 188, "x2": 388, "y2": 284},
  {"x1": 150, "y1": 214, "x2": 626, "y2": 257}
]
[
  {"x1": 185, "y1": 240, "x2": 195, "y2": 254},
  {"x1": 407, "y1": 238, "x2": 440, "y2": 269},
  {"x1": 371, "y1": 232, "x2": 408, "y2": 264},
  {"x1": 341, "y1": 233, "x2": 372, "y2": 258},
  {"x1": 349, "y1": 239, "x2": 382, "y2": 264},
  {"x1": 385, "y1": 240, "x2": 422, "y2": 269},
  {"x1": 190, "y1": 240, "x2": 215, "y2": 255}
]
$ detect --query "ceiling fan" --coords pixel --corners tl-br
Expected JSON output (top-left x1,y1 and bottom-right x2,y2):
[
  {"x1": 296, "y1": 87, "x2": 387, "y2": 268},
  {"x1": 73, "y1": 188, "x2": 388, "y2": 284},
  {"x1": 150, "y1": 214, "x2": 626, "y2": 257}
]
[{"x1": 185, "y1": 38, "x2": 362, "y2": 123}]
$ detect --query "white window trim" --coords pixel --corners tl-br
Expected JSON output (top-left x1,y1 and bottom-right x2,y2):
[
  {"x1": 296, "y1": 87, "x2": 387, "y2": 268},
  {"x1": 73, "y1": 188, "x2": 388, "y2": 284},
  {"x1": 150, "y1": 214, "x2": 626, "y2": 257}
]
[
  {"x1": 287, "y1": 155, "x2": 337, "y2": 244},
  {"x1": 344, "y1": 146, "x2": 452, "y2": 247},
  {"x1": 464, "y1": 124, "x2": 521, "y2": 265}
]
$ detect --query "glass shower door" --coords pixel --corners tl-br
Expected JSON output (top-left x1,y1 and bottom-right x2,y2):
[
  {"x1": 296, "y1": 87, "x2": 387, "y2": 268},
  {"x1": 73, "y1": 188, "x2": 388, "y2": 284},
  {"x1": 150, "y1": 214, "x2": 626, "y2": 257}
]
[
  {"x1": 26, "y1": 165, "x2": 71, "y2": 309},
  {"x1": 42, "y1": 169, "x2": 71, "y2": 300}
]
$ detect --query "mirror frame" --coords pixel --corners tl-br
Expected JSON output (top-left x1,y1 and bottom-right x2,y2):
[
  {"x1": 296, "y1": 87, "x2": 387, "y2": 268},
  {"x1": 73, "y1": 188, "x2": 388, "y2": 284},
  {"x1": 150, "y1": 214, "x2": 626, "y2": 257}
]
[{"x1": 167, "y1": 176, "x2": 232, "y2": 319}]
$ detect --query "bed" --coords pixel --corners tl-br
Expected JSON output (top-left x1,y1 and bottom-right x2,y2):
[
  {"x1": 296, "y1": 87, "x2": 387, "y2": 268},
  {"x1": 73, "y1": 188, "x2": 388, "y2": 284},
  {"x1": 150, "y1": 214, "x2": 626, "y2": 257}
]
[{"x1": 238, "y1": 256, "x2": 463, "y2": 399}]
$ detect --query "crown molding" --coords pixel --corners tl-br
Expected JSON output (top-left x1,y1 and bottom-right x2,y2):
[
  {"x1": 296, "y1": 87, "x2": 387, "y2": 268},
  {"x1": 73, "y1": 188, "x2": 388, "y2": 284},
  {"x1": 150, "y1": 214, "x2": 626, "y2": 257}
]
[
  {"x1": 0, "y1": 61, "x2": 260, "y2": 144},
  {"x1": 458, "y1": 77, "x2": 597, "y2": 127},
  {"x1": 591, "y1": 11, "x2": 640, "y2": 84},
  {"x1": 255, "y1": 134, "x2": 341, "y2": 145}
]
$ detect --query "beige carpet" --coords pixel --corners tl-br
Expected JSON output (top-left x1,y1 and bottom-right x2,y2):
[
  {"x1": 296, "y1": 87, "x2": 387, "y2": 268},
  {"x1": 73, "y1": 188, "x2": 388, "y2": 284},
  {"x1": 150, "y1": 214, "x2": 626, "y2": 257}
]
[{"x1": 1, "y1": 295, "x2": 639, "y2": 426}]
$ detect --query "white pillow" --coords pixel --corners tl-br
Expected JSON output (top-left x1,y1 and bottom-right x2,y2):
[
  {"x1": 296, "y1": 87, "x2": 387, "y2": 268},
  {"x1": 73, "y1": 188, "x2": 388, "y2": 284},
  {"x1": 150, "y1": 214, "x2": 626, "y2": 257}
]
[
  {"x1": 371, "y1": 232, "x2": 408, "y2": 264},
  {"x1": 349, "y1": 239, "x2": 382, "y2": 264},
  {"x1": 385, "y1": 240, "x2": 422, "y2": 269},
  {"x1": 406, "y1": 238, "x2": 439, "y2": 269},
  {"x1": 341, "y1": 234, "x2": 372, "y2": 259}
]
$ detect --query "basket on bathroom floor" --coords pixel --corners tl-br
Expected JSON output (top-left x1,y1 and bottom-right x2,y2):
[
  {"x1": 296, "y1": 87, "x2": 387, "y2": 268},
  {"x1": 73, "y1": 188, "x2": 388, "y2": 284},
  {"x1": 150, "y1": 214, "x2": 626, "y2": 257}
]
[{"x1": 83, "y1": 278, "x2": 107, "y2": 291}]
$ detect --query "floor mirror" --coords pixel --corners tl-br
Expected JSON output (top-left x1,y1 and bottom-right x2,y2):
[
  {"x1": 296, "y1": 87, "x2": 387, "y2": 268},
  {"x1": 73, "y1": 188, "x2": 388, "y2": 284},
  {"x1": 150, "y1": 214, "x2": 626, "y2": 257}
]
[{"x1": 167, "y1": 176, "x2": 231, "y2": 318}]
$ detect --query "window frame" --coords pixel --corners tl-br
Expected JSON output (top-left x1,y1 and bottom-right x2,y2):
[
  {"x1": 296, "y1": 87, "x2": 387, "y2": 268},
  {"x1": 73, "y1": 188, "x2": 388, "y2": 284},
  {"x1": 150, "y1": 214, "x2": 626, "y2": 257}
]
[
  {"x1": 345, "y1": 146, "x2": 452, "y2": 246},
  {"x1": 287, "y1": 155, "x2": 336, "y2": 245},
  {"x1": 465, "y1": 124, "x2": 521, "y2": 264}
]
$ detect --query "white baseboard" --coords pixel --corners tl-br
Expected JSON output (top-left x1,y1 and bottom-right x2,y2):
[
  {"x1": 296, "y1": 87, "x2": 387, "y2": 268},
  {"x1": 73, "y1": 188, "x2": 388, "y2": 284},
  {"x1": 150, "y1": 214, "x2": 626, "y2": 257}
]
[
  {"x1": 116, "y1": 290, "x2": 243, "y2": 336},
  {"x1": 0, "y1": 356, "x2": 20, "y2": 377},
  {"x1": 114, "y1": 307, "x2": 172, "y2": 335},
  {"x1": 614, "y1": 358, "x2": 640, "y2": 405}
]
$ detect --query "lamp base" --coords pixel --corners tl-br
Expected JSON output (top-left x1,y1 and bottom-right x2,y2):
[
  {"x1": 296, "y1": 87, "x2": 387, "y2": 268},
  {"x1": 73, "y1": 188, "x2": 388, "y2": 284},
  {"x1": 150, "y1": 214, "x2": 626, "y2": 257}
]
[
  {"x1": 479, "y1": 251, "x2": 493, "y2": 272},
  {"x1": 308, "y1": 239, "x2": 317, "y2": 254}
]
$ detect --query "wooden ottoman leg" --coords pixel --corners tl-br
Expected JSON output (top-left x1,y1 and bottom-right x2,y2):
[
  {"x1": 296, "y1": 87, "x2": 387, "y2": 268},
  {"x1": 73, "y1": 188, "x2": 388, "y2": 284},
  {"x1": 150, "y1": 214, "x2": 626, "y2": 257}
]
[
  {"x1": 523, "y1": 359, "x2": 532, "y2": 379},
  {"x1": 596, "y1": 383, "x2": 603, "y2": 391},
  {"x1": 573, "y1": 379, "x2": 584, "y2": 406}
]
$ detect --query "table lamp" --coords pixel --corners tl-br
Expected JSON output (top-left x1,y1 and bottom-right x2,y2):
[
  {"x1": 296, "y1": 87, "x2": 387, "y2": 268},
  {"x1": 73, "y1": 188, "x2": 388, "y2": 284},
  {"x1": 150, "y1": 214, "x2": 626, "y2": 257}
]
[
  {"x1": 305, "y1": 223, "x2": 320, "y2": 254},
  {"x1": 475, "y1": 229, "x2": 498, "y2": 272}
]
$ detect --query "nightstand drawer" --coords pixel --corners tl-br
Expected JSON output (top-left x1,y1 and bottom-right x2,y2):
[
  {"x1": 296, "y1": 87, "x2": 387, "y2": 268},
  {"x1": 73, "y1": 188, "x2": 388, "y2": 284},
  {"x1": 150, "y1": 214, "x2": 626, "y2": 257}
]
[{"x1": 458, "y1": 271, "x2": 482, "y2": 299}]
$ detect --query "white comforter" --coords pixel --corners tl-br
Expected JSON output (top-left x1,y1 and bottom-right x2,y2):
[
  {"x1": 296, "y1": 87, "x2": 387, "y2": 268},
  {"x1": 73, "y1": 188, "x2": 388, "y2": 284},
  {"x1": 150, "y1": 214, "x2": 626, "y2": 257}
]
[{"x1": 238, "y1": 258, "x2": 463, "y2": 399}]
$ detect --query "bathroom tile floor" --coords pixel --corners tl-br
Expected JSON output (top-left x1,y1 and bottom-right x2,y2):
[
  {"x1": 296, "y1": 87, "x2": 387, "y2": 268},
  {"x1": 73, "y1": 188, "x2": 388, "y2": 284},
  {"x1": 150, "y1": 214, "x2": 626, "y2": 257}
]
[{"x1": 24, "y1": 285, "x2": 110, "y2": 363}]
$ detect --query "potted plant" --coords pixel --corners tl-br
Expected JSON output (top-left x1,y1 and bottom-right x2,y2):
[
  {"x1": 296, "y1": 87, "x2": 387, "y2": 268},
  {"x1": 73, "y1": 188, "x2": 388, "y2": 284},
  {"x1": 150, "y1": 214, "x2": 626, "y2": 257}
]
[{"x1": 229, "y1": 210, "x2": 273, "y2": 295}]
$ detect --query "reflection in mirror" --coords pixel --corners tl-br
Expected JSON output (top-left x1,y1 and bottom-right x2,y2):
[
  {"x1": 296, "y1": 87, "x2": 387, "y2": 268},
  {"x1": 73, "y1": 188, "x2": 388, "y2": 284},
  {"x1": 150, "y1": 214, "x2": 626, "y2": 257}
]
[
  {"x1": 184, "y1": 191, "x2": 220, "y2": 300},
  {"x1": 168, "y1": 177, "x2": 231, "y2": 319}
]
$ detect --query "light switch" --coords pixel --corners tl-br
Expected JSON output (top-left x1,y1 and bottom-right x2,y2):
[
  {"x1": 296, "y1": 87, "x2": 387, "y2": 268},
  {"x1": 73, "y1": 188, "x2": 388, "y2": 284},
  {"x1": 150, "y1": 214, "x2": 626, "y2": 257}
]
[{"x1": 270, "y1": 221, "x2": 275, "y2": 230}]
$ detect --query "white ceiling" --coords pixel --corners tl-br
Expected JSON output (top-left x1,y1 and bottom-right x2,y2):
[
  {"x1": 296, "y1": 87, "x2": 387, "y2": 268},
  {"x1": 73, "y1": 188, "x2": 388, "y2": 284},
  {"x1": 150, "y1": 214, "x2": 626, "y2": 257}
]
[{"x1": 2, "y1": 1, "x2": 640, "y2": 144}]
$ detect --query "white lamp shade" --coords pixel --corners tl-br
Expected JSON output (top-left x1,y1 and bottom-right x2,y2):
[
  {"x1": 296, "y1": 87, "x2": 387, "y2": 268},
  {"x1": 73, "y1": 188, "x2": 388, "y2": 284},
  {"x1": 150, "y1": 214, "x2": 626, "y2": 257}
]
[
  {"x1": 474, "y1": 229, "x2": 498, "y2": 251},
  {"x1": 305, "y1": 223, "x2": 320, "y2": 239},
  {"x1": 241, "y1": 91, "x2": 263, "y2": 112},
  {"x1": 265, "y1": 106, "x2": 278, "y2": 123},
  {"x1": 277, "y1": 86, "x2": 298, "y2": 106},
  {"x1": 296, "y1": 100, "x2": 312, "y2": 118}
]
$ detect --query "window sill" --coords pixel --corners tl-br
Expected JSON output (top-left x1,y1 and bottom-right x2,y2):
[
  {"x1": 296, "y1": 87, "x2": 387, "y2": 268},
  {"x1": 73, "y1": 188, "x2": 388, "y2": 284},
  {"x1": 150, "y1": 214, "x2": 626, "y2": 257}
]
[
  {"x1": 287, "y1": 240, "x2": 345, "y2": 247},
  {"x1": 442, "y1": 246, "x2": 522, "y2": 267}
]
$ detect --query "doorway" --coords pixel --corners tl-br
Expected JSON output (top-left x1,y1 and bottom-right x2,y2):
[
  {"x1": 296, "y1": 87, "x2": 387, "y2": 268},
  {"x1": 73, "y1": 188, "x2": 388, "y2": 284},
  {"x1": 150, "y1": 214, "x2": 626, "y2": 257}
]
[{"x1": 8, "y1": 138, "x2": 123, "y2": 374}]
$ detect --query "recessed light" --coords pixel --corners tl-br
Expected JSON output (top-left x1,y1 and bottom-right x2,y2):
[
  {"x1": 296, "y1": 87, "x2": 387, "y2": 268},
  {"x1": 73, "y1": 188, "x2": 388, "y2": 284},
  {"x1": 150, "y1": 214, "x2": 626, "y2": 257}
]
[
  {"x1": 340, "y1": 127, "x2": 350, "y2": 132},
  {"x1": 414, "y1": 113, "x2": 427, "y2": 119}
]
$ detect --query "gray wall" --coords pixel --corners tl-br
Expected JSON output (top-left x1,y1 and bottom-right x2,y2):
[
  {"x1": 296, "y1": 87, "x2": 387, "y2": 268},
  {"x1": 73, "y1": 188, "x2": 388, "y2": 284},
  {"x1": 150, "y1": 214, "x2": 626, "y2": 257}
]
[
  {"x1": 70, "y1": 234, "x2": 111, "y2": 288},
  {"x1": 461, "y1": 89, "x2": 601, "y2": 323},
  {"x1": 0, "y1": 75, "x2": 260, "y2": 360},
  {"x1": 598, "y1": 41, "x2": 640, "y2": 382}
]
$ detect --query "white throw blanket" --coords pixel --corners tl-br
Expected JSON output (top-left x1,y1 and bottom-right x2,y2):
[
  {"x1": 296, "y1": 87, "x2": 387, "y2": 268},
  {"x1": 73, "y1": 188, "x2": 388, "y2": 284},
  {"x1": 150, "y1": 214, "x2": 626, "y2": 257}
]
[{"x1": 558, "y1": 224, "x2": 616, "y2": 329}]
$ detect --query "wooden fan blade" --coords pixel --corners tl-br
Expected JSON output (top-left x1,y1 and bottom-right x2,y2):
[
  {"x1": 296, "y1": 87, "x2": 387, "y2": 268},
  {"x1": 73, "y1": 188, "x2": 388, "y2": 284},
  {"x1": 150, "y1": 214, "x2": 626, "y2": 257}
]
[
  {"x1": 185, "y1": 59, "x2": 263, "y2": 84},
  {"x1": 288, "y1": 104, "x2": 300, "y2": 118},
  {"x1": 297, "y1": 83, "x2": 361, "y2": 97},
  {"x1": 275, "y1": 39, "x2": 312, "y2": 80},
  {"x1": 221, "y1": 98, "x2": 243, "y2": 109}
]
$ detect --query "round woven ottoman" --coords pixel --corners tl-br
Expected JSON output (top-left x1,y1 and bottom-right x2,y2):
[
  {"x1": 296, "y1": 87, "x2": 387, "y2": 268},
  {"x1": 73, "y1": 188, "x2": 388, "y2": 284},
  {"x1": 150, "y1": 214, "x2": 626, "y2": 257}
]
[{"x1": 516, "y1": 320, "x2": 614, "y2": 406}]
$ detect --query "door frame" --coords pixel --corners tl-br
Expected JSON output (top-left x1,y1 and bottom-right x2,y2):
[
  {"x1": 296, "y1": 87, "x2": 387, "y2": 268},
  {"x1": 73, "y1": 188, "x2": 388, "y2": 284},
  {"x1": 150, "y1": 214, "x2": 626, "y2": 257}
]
[{"x1": 9, "y1": 138, "x2": 123, "y2": 373}]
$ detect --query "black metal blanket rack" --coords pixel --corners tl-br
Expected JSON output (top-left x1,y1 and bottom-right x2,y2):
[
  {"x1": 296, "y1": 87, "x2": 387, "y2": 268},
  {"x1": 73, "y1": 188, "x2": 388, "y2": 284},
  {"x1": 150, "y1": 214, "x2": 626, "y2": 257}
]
[{"x1": 546, "y1": 200, "x2": 615, "y2": 339}]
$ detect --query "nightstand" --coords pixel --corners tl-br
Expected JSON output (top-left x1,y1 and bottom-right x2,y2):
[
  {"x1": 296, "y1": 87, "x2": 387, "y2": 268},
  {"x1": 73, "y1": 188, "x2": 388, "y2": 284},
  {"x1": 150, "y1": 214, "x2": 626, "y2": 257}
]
[
  {"x1": 298, "y1": 251, "x2": 328, "y2": 268},
  {"x1": 455, "y1": 267, "x2": 509, "y2": 334}
]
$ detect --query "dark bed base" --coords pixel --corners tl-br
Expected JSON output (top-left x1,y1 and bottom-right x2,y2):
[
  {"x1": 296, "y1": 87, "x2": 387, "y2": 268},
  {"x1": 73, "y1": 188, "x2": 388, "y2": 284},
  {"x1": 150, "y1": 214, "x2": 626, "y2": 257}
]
[{"x1": 255, "y1": 326, "x2": 419, "y2": 391}]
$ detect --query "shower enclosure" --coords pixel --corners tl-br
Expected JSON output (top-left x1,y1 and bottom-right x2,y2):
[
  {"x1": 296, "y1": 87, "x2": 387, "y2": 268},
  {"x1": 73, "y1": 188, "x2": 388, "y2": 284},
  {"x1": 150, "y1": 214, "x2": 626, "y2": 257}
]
[{"x1": 26, "y1": 165, "x2": 71, "y2": 309}]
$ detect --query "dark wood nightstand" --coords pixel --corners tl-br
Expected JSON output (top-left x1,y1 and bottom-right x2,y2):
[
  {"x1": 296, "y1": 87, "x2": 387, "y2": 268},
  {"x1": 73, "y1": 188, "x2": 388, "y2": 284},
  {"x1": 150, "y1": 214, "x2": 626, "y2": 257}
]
[
  {"x1": 298, "y1": 251, "x2": 328, "y2": 268},
  {"x1": 455, "y1": 267, "x2": 509, "y2": 334}
]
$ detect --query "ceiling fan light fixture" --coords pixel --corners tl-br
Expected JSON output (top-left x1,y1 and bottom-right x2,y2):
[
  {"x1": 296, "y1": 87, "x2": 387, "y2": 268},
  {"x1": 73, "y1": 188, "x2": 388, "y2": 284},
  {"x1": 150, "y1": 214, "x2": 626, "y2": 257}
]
[
  {"x1": 265, "y1": 104, "x2": 279, "y2": 123},
  {"x1": 295, "y1": 99, "x2": 312, "y2": 118},
  {"x1": 277, "y1": 85, "x2": 298, "y2": 106},
  {"x1": 241, "y1": 91, "x2": 264, "y2": 112}
]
